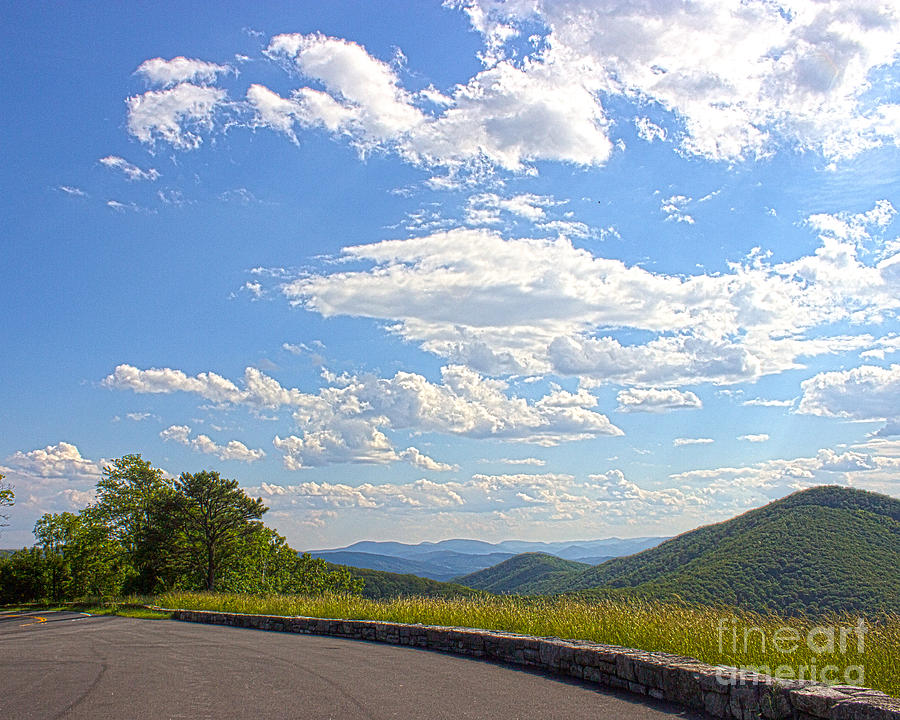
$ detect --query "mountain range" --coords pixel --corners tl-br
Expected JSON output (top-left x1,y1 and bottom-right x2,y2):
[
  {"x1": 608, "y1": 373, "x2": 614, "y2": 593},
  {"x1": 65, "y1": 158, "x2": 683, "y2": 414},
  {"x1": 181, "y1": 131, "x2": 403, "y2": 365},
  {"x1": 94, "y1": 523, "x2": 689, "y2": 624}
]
[
  {"x1": 306, "y1": 536, "x2": 666, "y2": 582},
  {"x1": 456, "y1": 486, "x2": 900, "y2": 616}
]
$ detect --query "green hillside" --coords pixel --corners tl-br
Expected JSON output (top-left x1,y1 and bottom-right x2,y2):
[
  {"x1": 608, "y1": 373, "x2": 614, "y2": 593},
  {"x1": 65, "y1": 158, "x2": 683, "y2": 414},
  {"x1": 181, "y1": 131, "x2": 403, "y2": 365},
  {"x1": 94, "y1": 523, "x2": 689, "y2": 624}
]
[
  {"x1": 533, "y1": 485, "x2": 899, "y2": 616},
  {"x1": 455, "y1": 553, "x2": 590, "y2": 594},
  {"x1": 331, "y1": 564, "x2": 481, "y2": 599}
]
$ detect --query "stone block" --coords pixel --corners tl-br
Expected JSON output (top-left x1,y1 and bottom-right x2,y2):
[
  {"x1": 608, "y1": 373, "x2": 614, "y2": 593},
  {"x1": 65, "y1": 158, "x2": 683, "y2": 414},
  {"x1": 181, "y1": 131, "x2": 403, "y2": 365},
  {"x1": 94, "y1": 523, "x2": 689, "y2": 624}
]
[
  {"x1": 829, "y1": 696, "x2": 900, "y2": 720},
  {"x1": 627, "y1": 681, "x2": 649, "y2": 696},
  {"x1": 728, "y1": 682, "x2": 761, "y2": 720},
  {"x1": 704, "y1": 690, "x2": 730, "y2": 718},
  {"x1": 633, "y1": 658, "x2": 666, "y2": 689},
  {"x1": 616, "y1": 653, "x2": 637, "y2": 682},
  {"x1": 792, "y1": 687, "x2": 852, "y2": 717}
]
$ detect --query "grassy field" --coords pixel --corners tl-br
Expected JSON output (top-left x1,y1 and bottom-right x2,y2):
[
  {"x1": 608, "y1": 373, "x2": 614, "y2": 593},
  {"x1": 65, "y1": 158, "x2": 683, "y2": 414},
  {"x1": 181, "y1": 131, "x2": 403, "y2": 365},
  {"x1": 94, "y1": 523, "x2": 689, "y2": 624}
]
[{"x1": 157, "y1": 591, "x2": 899, "y2": 698}]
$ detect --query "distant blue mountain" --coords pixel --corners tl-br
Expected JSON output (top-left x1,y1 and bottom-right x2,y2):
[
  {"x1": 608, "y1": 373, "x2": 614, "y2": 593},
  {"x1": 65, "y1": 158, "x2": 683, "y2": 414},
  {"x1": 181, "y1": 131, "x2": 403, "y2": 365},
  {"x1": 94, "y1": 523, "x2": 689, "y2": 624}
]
[
  {"x1": 306, "y1": 536, "x2": 668, "y2": 581},
  {"x1": 308, "y1": 550, "x2": 516, "y2": 581}
]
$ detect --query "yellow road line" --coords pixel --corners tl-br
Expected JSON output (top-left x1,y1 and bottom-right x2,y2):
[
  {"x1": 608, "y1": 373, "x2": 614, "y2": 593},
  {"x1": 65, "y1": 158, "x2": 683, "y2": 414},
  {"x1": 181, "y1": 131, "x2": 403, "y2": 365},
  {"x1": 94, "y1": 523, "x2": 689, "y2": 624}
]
[{"x1": 19, "y1": 615, "x2": 47, "y2": 627}]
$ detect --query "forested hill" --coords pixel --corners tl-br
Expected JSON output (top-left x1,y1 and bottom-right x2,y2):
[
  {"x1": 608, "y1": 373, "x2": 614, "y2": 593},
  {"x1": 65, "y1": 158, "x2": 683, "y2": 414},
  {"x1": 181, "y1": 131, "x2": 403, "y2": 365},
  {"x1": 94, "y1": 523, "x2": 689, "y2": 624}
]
[
  {"x1": 333, "y1": 565, "x2": 481, "y2": 599},
  {"x1": 455, "y1": 553, "x2": 591, "y2": 594},
  {"x1": 533, "y1": 485, "x2": 900, "y2": 617}
]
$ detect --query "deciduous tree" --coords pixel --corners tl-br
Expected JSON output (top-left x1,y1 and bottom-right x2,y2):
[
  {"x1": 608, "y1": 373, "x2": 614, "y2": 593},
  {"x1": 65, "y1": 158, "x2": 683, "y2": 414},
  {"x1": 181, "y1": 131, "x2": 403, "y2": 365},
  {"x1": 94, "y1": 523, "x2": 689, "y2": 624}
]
[
  {"x1": 172, "y1": 470, "x2": 267, "y2": 592},
  {"x1": 91, "y1": 454, "x2": 175, "y2": 592}
]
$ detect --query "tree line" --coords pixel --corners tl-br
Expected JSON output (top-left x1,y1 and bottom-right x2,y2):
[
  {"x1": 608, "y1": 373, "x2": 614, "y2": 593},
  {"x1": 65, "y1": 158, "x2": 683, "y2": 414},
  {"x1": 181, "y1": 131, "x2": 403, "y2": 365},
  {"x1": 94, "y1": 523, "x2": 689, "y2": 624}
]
[{"x1": 0, "y1": 455, "x2": 362, "y2": 603}]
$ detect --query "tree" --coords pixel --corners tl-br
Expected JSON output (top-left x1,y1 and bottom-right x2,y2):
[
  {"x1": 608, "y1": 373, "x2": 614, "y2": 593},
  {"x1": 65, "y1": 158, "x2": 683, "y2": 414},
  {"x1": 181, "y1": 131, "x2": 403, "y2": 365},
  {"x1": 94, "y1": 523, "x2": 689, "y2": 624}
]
[
  {"x1": 0, "y1": 547, "x2": 49, "y2": 604},
  {"x1": 33, "y1": 511, "x2": 131, "y2": 600},
  {"x1": 172, "y1": 470, "x2": 267, "y2": 592},
  {"x1": 91, "y1": 454, "x2": 175, "y2": 593},
  {"x1": 216, "y1": 526, "x2": 365, "y2": 595},
  {"x1": 0, "y1": 473, "x2": 13, "y2": 533}
]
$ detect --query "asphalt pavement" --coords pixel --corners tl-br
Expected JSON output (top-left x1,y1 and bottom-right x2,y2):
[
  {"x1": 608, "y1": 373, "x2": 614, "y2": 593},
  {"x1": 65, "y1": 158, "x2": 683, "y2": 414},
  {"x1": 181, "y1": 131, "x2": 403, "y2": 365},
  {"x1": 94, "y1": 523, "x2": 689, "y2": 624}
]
[{"x1": 0, "y1": 610, "x2": 710, "y2": 719}]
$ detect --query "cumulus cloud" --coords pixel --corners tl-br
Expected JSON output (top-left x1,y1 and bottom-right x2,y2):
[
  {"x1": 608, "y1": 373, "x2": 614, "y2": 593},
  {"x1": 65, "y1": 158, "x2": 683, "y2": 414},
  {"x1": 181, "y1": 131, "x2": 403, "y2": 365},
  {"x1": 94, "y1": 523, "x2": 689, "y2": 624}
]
[
  {"x1": 127, "y1": 57, "x2": 230, "y2": 151},
  {"x1": 253, "y1": 470, "x2": 711, "y2": 525},
  {"x1": 126, "y1": 4, "x2": 900, "y2": 169},
  {"x1": 635, "y1": 117, "x2": 667, "y2": 143},
  {"x1": 136, "y1": 56, "x2": 232, "y2": 87},
  {"x1": 798, "y1": 364, "x2": 900, "y2": 436},
  {"x1": 674, "y1": 437, "x2": 714, "y2": 447},
  {"x1": 464, "y1": 192, "x2": 560, "y2": 225},
  {"x1": 461, "y1": 0, "x2": 900, "y2": 162},
  {"x1": 273, "y1": 365, "x2": 620, "y2": 468},
  {"x1": 4, "y1": 442, "x2": 103, "y2": 481},
  {"x1": 616, "y1": 387, "x2": 702, "y2": 413},
  {"x1": 660, "y1": 194, "x2": 694, "y2": 224},
  {"x1": 160, "y1": 425, "x2": 266, "y2": 463},
  {"x1": 124, "y1": 2, "x2": 900, "y2": 171},
  {"x1": 279, "y1": 207, "x2": 900, "y2": 385},
  {"x1": 247, "y1": 31, "x2": 612, "y2": 173},
  {"x1": 103, "y1": 364, "x2": 315, "y2": 409},
  {"x1": 105, "y1": 362, "x2": 621, "y2": 468},
  {"x1": 398, "y1": 447, "x2": 458, "y2": 472},
  {"x1": 488, "y1": 457, "x2": 546, "y2": 466},
  {"x1": 127, "y1": 83, "x2": 228, "y2": 149},
  {"x1": 742, "y1": 398, "x2": 794, "y2": 407},
  {"x1": 671, "y1": 443, "x2": 900, "y2": 500},
  {"x1": 0, "y1": 443, "x2": 105, "y2": 537},
  {"x1": 98, "y1": 155, "x2": 160, "y2": 181},
  {"x1": 738, "y1": 434, "x2": 770, "y2": 443}
]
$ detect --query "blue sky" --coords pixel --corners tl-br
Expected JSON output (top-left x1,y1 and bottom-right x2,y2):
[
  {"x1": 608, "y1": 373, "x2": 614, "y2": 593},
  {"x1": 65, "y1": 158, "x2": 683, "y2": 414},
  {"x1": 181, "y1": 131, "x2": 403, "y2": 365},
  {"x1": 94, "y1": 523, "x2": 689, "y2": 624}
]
[{"x1": 3, "y1": 0, "x2": 900, "y2": 549}]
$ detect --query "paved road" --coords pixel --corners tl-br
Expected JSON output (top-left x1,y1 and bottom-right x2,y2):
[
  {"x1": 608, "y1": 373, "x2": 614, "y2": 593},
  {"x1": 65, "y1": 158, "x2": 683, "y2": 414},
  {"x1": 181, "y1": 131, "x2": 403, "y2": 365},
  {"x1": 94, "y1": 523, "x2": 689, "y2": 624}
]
[{"x1": 0, "y1": 610, "x2": 709, "y2": 719}]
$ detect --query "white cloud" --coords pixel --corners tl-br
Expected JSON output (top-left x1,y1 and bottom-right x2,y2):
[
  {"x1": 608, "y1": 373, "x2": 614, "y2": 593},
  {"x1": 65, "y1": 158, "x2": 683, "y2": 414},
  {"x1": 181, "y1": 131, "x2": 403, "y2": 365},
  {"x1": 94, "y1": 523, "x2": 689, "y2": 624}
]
[
  {"x1": 635, "y1": 117, "x2": 667, "y2": 143},
  {"x1": 157, "y1": 189, "x2": 188, "y2": 206},
  {"x1": 487, "y1": 457, "x2": 547, "y2": 466},
  {"x1": 660, "y1": 194, "x2": 694, "y2": 224},
  {"x1": 398, "y1": 447, "x2": 458, "y2": 472},
  {"x1": 4, "y1": 442, "x2": 103, "y2": 481},
  {"x1": 124, "y1": 5, "x2": 900, "y2": 167},
  {"x1": 106, "y1": 200, "x2": 144, "y2": 212},
  {"x1": 616, "y1": 387, "x2": 702, "y2": 413},
  {"x1": 462, "y1": 0, "x2": 900, "y2": 162},
  {"x1": 103, "y1": 363, "x2": 323, "y2": 410},
  {"x1": 673, "y1": 437, "x2": 714, "y2": 447},
  {"x1": 0, "y1": 443, "x2": 104, "y2": 527},
  {"x1": 279, "y1": 201, "x2": 900, "y2": 385},
  {"x1": 104, "y1": 364, "x2": 250, "y2": 404},
  {"x1": 742, "y1": 398, "x2": 794, "y2": 407},
  {"x1": 243, "y1": 281, "x2": 263, "y2": 299},
  {"x1": 464, "y1": 192, "x2": 559, "y2": 225},
  {"x1": 127, "y1": 83, "x2": 228, "y2": 150},
  {"x1": 99, "y1": 155, "x2": 160, "y2": 181},
  {"x1": 136, "y1": 56, "x2": 232, "y2": 87},
  {"x1": 254, "y1": 470, "x2": 711, "y2": 523},
  {"x1": 536, "y1": 219, "x2": 593, "y2": 239},
  {"x1": 106, "y1": 362, "x2": 621, "y2": 467},
  {"x1": 160, "y1": 424, "x2": 265, "y2": 463},
  {"x1": 738, "y1": 433, "x2": 770, "y2": 443},
  {"x1": 798, "y1": 364, "x2": 900, "y2": 435},
  {"x1": 58, "y1": 185, "x2": 87, "y2": 197},
  {"x1": 125, "y1": 412, "x2": 155, "y2": 422},
  {"x1": 671, "y1": 443, "x2": 900, "y2": 499},
  {"x1": 265, "y1": 33, "x2": 423, "y2": 144},
  {"x1": 252, "y1": 31, "x2": 612, "y2": 173}
]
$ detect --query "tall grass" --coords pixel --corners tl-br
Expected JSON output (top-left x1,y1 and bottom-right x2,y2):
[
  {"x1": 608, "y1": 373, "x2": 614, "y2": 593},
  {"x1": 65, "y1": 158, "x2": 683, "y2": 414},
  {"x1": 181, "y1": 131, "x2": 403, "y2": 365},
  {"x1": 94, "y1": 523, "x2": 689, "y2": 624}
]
[{"x1": 157, "y1": 591, "x2": 899, "y2": 698}]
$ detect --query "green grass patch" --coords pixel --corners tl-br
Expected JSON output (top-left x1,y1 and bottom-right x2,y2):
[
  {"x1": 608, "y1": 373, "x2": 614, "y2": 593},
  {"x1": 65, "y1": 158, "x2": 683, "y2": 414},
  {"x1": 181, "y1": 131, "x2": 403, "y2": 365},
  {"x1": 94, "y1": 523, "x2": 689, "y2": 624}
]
[
  {"x1": 1, "y1": 597, "x2": 172, "y2": 619},
  {"x1": 157, "y1": 591, "x2": 899, "y2": 698}
]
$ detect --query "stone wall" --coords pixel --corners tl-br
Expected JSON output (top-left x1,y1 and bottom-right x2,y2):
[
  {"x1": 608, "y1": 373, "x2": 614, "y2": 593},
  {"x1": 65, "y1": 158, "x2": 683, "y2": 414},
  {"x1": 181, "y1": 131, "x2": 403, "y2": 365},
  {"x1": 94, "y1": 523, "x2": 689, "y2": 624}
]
[{"x1": 161, "y1": 608, "x2": 899, "y2": 720}]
